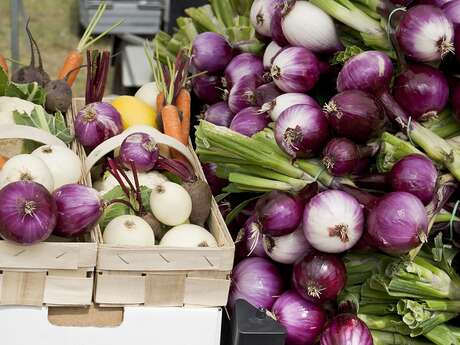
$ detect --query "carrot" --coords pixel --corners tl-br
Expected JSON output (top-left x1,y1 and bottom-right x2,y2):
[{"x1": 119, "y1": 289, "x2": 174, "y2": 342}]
[
  {"x1": 0, "y1": 155, "x2": 8, "y2": 169},
  {"x1": 156, "y1": 92, "x2": 165, "y2": 115},
  {"x1": 0, "y1": 54, "x2": 8, "y2": 75},
  {"x1": 162, "y1": 105, "x2": 186, "y2": 159},
  {"x1": 58, "y1": 50, "x2": 83, "y2": 87},
  {"x1": 176, "y1": 88, "x2": 191, "y2": 145}
]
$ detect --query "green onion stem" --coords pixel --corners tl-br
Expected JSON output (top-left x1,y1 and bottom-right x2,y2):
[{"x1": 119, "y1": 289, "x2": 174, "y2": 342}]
[
  {"x1": 371, "y1": 330, "x2": 434, "y2": 345},
  {"x1": 358, "y1": 314, "x2": 411, "y2": 335}
]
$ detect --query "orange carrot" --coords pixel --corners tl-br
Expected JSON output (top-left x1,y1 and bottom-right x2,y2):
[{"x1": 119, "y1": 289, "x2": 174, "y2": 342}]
[
  {"x1": 156, "y1": 92, "x2": 165, "y2": 115},
  {"x1": 0, "y1": 155, "x2": 8, "y2": 169},
  {"x1": 58, "y1": 50, "x2": 83, "y2": 87},
  {"x1": 0, "y1": 54, "x2": 8, "y2": 75},
  {"x1": 162, "y1": 105, "x2": 186, "y2": 159},
  {"x1": 176, "y1": 88, "x2": 191, "y2": 145}
]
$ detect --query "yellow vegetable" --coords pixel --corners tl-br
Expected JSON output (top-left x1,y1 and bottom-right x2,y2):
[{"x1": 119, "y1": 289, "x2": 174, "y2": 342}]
[{"x1": 111, "y1": 96, "x2": 157, "y2": 129}]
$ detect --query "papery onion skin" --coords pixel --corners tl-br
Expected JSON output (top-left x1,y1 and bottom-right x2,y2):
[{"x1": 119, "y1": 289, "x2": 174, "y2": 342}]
[
  {"x1": 322, "y1": 138, "x2": 360, "y2": 177},
  {"x1": 75, "y1": 102, "x2": 123, "y2": 150},
  {"x1": 229, "y1": 257, "x2": 284, "y2": 310},
  {"x1": 388, "y1": 154, "x2": 438, "y2": 205},
  {"x1": 367, "y1": 192, "x2": 429, "y2": 255},
  {"x1": 396, "y1": 5, "x2": 454, "y2": 62},
  {"x1": 263, "y1": 41, "x2": 283, "y2": 70},
  {"x1": 266, "y1": 93, "x2": 320, "y2": 122},
  {"x1": 393, "y1": 64, "x2": 449, "y2": 120},
  {"x1": 192, "y1": 74, "x2": 223, "y2": 105},
  {"x1": 0, "y1": 181, "x2": 56, "y2": 245},
  {"x1": 228, "y1": 75, "x2": 260, "y2": 114},
  {"x1": 292, "y1": 252, "x2": 347, "y2": 304},
  {"x1": 271, "y1": 2, "x2": 289, "y2": 46},
  {"x1": 320, "y1": 314, "x2": 373, "y2": 345},
  {"x1": 271, "y1": 47, "x2": 321, "y2": 93},
  {"x1": 281, "y1": 1, "x2": 342, "y2": 54},
  {"x1": 250, "y1": 0, "x2": 281, "y2": 37},
  {"x1": 442, "y1": 0, "x2": 460, "y2": 25},
  {"x1": 272, "y1": 290, "x2": 327, "y2": 345},
  {"x1": 236, "y1": 215, "x2": 267, "y2": 258},
  {"x1": 263, "y1": 225, "x2": 312, "y2": 264},
  {"x1": 303, "y1": 190, "x2": 364, "y2": 254},
  {"x1": 204, "y1": 102, "x2": 235, "y2": 128},
  {"x1": 224, "y1": 53, "x2": 265, "y2": 89},
  {"x1": 256, "y1": 191, "x2": 303, "y2": 236},
  {"x1": 119, "y1": 132, "x2": 159, "y2": 172},
  {"x1": 275, "y1": 104, "x2": 330, "y2": 158},
  {"x1": 230, "y1": 107, "x2": 269, "y2": 137},
  {"x1": 53, "y1": 184, "x2": 103, "y2": 237},
  {"x1": 192, "y1": 32, "x2": 233, "y2": 73}
]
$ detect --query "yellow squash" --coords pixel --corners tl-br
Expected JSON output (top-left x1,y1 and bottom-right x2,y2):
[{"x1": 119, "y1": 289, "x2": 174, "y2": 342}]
[{"x1": 111, "y1": 96, "x2": 157, "y2": 129}]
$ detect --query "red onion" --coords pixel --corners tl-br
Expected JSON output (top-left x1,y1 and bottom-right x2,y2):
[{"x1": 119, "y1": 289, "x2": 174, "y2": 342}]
[
  {"x1": 74, "y1": 102, "x2": 123, "y2": 150},
  {"x1": 388, "y1": 154, "x2": 438, "y2": 205},
  {"x1": 224, "y1": 53, "x2": 265, "y2": 89},
  {"x1": 228, "y1": 75, "x2": 261, "y2": 114},
  {"x1": 396, "y1": 5, "x2": 454, "y2": 62},
  {"x1": 419, "y1": 0, "x2": 453, "y2": 6},
  {"x1": 393, "y1": 64, "x2": 449, "y2": 120},
  {"x1": 53, "y1": 184, "x2": 103, "y2": 237},
  {"x1": 270, "y1": 2, "x2": 289, "y2": 46},
  {"x1": 272, "y1": 290, "x2": 327, "y2": 345},
  {"x1": 229, "y1": 257, "x2": 284, "y2": 310},
  {"x1": 191, "y1": 74, "x2": 223, "y2": 105},
  {"x1": 254, "y1": 83, "x2": 283, "y2": 107},
  {"x1": 324, "y1": 90, "x2": 385, "y2": 143},
  {"x1": 320, "y1": 314, "x2": 373, "y2": 345},
  {"x1": 442, "y1": 0, "x2": 460, "y2": 25},
  {"x1": 264, "y1": 93, "x2": 320, "y2": 121},
  {"x1": 230, "y1": 107, "x2": 269, "y2": 137},
  {"x1": 250, "y1": 0, "x2": 281, "y2": 37},
  {"x1": 203, "y1": 102, "x2": 235, "y2": 128},
  {"x1": 271, "y1": 47, "x2": 321, "y2": 93},
  {"x1": 119, "y1": 132, "x2": 159, "y2": 172},
  {"x1": 0, "y1": 181, "x2": 56, "y2": 244},
  {"x1": 323, "y1": 138, "x2": 362, "y2": 176},
  {"x1": 303, "y1": 190, "x2": 364, "y2": 254},
  {"x1": 292, "y1": 252, "x2": 346, "y2": 304},
  {"x1": 192, "y1": 32, "x2": 233, "y2": 73},
  {"x1": 367, "y1": 192, "x2": 429, "y2": 255},
  {"x1": 275, "y1": 104, "x2": 330, "y2": 158},
  {"x1": 256, "y1": 191, "x2": 303, "y2": 236},
  {"x1": 263, "y1": 225, "x2": 312, "y2": 264},
  {"x1": 236, "y1": 215, "x2": 267, "y2": 258},
  {"x1": 263, "y1": 41, "x2": 283, "y2": 69},
  {"x1": 202, "y1": 163, "x2": 227, "y2": 195}
]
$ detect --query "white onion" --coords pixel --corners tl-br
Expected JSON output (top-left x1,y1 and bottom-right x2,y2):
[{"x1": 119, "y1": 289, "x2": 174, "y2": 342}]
[
  {"x1": 281, "y1": 1, "x2": 341, "y2": 53},
  {"x1": 135, "y1": 82, "x2": 159, "y2": 111},
  {"x1": 103, "y1": 215, "x2": 155, "y2": 246},
  {"x1": 0, "y1": 154, "x2": 54, "y2": 191},
  {"x1": 303, "y1": 190, "x2": 364, "y2": 253},
  {"x1": 160, "y1": 224, "x2": 217, "y2": 247},
  {"x1": 32, "y1": 145, "x2": 82, "y2": 189},
  {"x1": 263, "y1": 225, "x2": 312, "y2": 264},
  {"x1": 150, "y1": 181, "x2": 192, "y2": 226},
  {"x1": 250, "y1": 0, "x2": 276, "y2": 37},
  {"x1": 264, "y1": 93, "x2": 320, "y2": 121},
  {"x1": 263, "y1": 41, "x2": 282, "y2": 70}
]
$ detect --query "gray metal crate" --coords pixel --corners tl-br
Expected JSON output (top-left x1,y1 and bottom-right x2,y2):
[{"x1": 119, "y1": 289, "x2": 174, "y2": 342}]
[{"x1": 79, "y1": 0, "x2": 168, "y2": 35}]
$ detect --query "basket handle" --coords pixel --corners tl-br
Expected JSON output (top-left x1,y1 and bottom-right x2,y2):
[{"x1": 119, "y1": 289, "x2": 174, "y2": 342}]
[{"x1": 0, "y1": 125, "x2": 67, "y2": 147}]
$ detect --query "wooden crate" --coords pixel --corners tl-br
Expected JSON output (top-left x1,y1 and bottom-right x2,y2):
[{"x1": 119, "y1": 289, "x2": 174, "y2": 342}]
[
  {"x1": 0, "y1": 118, "x2": 98, "y2": 306},
  {"x1": 71, "y1": 98, "x2": 235, "y2": 307}
]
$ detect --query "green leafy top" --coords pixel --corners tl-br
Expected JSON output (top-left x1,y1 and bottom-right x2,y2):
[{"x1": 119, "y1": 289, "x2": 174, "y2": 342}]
[{"x1": 0, "y1": 67, "x2": 45, "y2": 104}]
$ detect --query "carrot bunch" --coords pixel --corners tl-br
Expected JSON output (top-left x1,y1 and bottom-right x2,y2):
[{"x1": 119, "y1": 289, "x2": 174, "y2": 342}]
[
  {"x1": 0, "y1": 54, "x2": 8, "y2": 74},
  {"x1": 58, "y1": 2, "x2": 122, "y2": 87}
]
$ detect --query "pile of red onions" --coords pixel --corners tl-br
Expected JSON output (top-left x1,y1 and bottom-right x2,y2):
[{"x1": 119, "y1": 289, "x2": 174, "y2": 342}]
[
  {"x1": 230, "y1": 107, "x2": 270, "y2": 137},
  {"x1": 320, "y1": 314, "x2": 373, "y2": 345},
  {"x1": 192, "y1": 32, "x2": 233, "y2": 73}
]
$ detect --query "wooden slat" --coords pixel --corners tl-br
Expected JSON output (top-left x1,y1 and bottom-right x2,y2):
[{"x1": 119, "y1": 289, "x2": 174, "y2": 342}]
[
  {"x1": 144, "y1": 274, "x2": 186, "y2": 306},
  {"x1": 43, "y1": 276, "x2": 93, "y2": 305},
  {"x1": 1, "y1": 271, "x2": 46, "y2": 306},
  {"x1": 95, "y1": 273, "x2": 145, "y2": 305},
  {"x1": 183, "y1": 277, "x2": 231, "y2": 307}
]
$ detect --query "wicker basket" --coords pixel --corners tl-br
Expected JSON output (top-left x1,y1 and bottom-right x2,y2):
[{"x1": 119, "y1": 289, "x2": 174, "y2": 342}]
[
  {"x1": 0, "y1": 121, "x2": 97, "y2": 306},
  {"x1": 70, "y1": 98, "x2": 235, "y2": 307}
]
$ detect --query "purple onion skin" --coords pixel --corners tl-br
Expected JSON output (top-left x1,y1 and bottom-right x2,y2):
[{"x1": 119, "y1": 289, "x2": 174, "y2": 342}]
[
  {"x1": 271, "y1": 2, "x2": 289, "y2": 46},
  {"x1": 192, "y1": 32, "x2": 233, "y2": 73},
  {"x1": 419, "y1": 0, "x2": 453, "y2": 6},
  {"x1": 456, "y1": 26, "x2": 460, "y2": 63},
  {"x1": 271, "y1": 47, "x2": 321, "y2": 93},
  {"x1": 0, "y1": 181, "x2": 56, "y2": 245},
  {"x1": 224, "y1": 53, "x2": 265, "y2": 89},
  {"x1": 228, "y1": 75, "x2": 260, "y2": 114},
  {"x1": 256, "y1": 191, "x2": 303, "y2": 236},
  {"x1": 75, "y1": 102, "x2": 123, "y2": 150},
  {"x1": 367, "y1": 192, "x2": 429, "y2": 255},
  {"x1": 396, "y1": 5, "x2": 454, "y2": 62},
  {"x1": 393, "y1": 64, "x2": 449, "y2": 120},
  {"x1": 352, "y1": 158, "x2": 370, "y2": 176},
  {"x1": 452, "y1": 79, "x2": 460, "y2": 120},
  {"x1": 320, "y1": 314, "x2": 373, "y2": 345},
  {"x1": 236, "y1": 215, "x2": 267, "y2": 258},
  {"x1": 229, "y1": 257, "x2": 284, "y2": 310},
  {"x1": 322, "y1": 138, "x2": 360, "y2": 176},
  {"x1": 202, "y1": 163, "x2": 227, "y2": 195},
  {"x1": 272, "y1": 290, "x2": 327, "y2": 345},
  {"x1": 255, "y1": 83, "x2": 283, "y2": 106},
  {"x1": 442, "y1": 0, "x2": 460, "y2": 25},
  {"x1": 275, "y1": 104, "x2": 330, "y2": 158},
  {"x1": 230, "y1": 107, "x2": 269, "y2": 137},
  {"x1": 389, "y1": 154, "x2": 438, "y2": 205},
  {"x1": 192, "y1": 74, "x2": 223, "y2": 105},
  {"x1": 119, "y1": 133, "x2": 159, "y2": 172},
  {"x1": 204, "y1": 102, "x2": 235, "y2": 127},
  {"x1": 292, "y1": 252, "x2": 347, "y2": 304},
  {"x1": 324, "y1": 90, "x2": 385, "y2": 143},
  {"x1": 53, "y1": 184, "x2": 103, "y2": 237}
]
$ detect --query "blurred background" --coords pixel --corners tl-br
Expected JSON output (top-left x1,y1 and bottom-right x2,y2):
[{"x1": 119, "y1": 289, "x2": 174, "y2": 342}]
[{"x1": 0, "y1": 0, "x2": 207, "y2": 97}]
